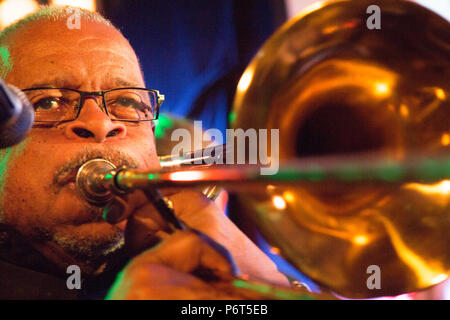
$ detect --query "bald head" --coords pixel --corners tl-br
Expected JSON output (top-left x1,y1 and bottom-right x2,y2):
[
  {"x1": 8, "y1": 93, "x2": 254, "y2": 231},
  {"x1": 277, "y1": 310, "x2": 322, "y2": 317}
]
[
  {"x1": 0, "y1": 7, "x2": 144, "y2": 90},
  {"x1": 0, "y1": 6, "x2": 143, "y2": 83}
]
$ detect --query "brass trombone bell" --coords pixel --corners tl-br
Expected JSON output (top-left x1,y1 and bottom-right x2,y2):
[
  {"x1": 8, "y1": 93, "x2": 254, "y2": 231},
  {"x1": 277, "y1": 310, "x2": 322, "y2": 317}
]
[{"x1": 231, "y1": 0, "x2": 450, "y2": 298}]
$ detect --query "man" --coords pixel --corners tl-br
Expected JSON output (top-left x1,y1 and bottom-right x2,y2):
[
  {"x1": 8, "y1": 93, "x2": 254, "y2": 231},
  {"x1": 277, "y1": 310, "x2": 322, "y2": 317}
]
[{"x1": 0, "y1": 6, "x2": 287, "y2": 299}]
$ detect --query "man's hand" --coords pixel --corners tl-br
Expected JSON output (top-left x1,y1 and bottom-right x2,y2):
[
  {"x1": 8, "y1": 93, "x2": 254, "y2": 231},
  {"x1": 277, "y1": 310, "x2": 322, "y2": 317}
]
[
  {"x1": 108, "y1": 230, "x2": 251, "y2": 299},
  {"x1": 104, "y1": 189, "x2": 289, "y2": 299}
]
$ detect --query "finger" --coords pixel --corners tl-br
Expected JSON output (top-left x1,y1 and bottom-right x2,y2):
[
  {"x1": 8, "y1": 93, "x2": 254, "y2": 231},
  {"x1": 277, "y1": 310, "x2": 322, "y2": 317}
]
[
  {"x1": 103, "y1": 189, "x2": 174, "y2": 226},
  {"x1": 101, "y1": 190, "x2": 172, "y2": 254},
  {"x1": 125, "y1": 213, "x2": 171, "y2": 255},
  {"x1": 133, "y1": 230, "x2": 239, "y2": 281},
  {"x1": 102, "y1": 188, "x2": 200, "y2": 225},
  {"x1": 102, "y1": 197, "x2": 127, "y2": 224},
  {"x1": 102, "y1": 190, "x2": 148, "y2": 224},
  {"x1": 107, "y1": 264, "x2": 242, "y2": 300},
  {"x1": 191, "y1": 229, "x2": 240, "y2": 278},
  {"x1": 164, "y1": 190, "x2": 212, "y2": 221}
]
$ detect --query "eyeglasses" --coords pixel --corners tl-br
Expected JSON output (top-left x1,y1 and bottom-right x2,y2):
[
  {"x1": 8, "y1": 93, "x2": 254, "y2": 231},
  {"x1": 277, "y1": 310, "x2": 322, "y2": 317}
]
[{"x1": 21, "y1": 87, "x2": 165, "y2": 123}]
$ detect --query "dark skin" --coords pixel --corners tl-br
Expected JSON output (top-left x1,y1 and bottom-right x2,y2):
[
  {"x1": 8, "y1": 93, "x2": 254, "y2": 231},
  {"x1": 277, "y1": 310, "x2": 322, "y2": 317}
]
[{"x1": 0, "y1": 16, "x2": 288, "y2": 299}]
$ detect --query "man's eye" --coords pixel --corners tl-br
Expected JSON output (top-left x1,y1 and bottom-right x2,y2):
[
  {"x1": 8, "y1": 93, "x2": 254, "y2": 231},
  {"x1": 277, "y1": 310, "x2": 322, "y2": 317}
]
[
  {"x1": 112, "y1": 97, "x2": 143, "y2": 110},
  {"x1": 34, "y1": 97, "x2": 62, "y2": 110}
]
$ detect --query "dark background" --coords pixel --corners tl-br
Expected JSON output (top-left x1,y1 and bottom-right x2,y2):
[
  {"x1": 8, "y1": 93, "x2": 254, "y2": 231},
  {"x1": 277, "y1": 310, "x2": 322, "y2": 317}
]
[{"x1": 102, "y1": 0, "x2": 286, "y2": 133}]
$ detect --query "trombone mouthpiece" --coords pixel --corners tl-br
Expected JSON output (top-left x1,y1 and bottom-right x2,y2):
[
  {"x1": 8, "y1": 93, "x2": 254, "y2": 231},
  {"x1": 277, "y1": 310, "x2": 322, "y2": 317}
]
[{"x1": 75, "y1": 158, "x2": 117, "y2": 206}]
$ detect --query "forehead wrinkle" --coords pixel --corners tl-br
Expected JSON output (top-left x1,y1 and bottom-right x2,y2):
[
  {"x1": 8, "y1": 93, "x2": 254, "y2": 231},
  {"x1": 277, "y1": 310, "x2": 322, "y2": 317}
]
[
  {"x1": 100, "y1": 75, "x2": 142, "y2": 88},
  {"x1": 75, "y1": 35, "x2": 106, "y2": 44},
  {"x1": 75, "y1": 35, "x2": 128, "y2": 47},
  {"x1": 95, "y1": 62, "x2": 143, "y2": 85},
  {"x1": 96, "y1": 60, "x2": 140, "y2": 75},
  {"x1": 75, "y1": 34, "x2": 136, "y2": 58},
  {"x1": 11, "y1": 41, "x2": 67, "y2": 63},
  {"x1": 85, "y1": 48, "x2": 139, "y2": 66},
  {"x1": 17, "y1": 41, "x2": 136, "y2": 65},
  {"x1": 29, "y1": 77, "x2": 82, "y2": 89}
]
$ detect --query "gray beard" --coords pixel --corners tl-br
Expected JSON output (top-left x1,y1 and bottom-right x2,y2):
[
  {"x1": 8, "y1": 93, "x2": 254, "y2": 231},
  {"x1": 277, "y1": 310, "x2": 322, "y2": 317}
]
[
  {"x1": 51, "y1": 198, "x2": 125, "y2": 264},
  {"x1": 52, "y1": 226, "x2": 125, "y2": 263}
]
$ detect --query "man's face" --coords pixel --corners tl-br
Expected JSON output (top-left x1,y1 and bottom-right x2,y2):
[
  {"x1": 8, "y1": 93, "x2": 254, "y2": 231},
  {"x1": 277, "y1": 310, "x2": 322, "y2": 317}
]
[{"x1": 0, "y1": 18, "x2": 160, "y2": 266}]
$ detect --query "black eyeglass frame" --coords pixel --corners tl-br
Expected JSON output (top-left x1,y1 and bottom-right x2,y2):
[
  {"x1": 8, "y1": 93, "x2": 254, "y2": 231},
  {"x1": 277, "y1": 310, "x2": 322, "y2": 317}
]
[{"x1": 21, "y1": 87, "x2": 165, "y2": 123}]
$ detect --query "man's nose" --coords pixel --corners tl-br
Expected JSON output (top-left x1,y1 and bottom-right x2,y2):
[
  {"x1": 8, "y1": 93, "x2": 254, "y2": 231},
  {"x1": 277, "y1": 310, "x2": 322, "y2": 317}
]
[{"x1": 64, "y1": 97, "x2": 127, "y2": 143}]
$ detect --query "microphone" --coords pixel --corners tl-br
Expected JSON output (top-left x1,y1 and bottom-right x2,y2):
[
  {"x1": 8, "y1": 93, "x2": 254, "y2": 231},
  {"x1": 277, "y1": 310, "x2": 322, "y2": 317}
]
[{"x1": 0, "y1": 78, "x2": 34, "y2": 148}]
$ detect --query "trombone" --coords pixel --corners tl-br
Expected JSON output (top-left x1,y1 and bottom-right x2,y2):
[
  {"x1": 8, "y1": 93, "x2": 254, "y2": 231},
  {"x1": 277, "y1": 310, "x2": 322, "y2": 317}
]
[{"x1": 78, "y1": 0, "x2": 450, "y2": 299}]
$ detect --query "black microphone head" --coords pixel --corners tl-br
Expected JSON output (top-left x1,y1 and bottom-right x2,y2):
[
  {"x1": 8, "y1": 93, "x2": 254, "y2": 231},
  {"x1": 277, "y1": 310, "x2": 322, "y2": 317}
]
[{"x1": 0, "y1": 85, "x2": 34, "y2": 148}]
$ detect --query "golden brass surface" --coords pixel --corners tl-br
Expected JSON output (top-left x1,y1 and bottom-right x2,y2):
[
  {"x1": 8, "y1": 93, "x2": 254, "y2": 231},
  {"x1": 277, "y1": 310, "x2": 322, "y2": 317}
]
[{"x1": 232, "y1": 0, "x2": 450, "y2": 298}]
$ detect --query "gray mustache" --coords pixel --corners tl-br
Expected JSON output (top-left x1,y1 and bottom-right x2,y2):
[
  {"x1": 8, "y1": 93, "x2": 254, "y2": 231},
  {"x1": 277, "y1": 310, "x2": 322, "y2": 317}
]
[{"x1": 53, "y1": 147, "x2": 139, "y2": 186}]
